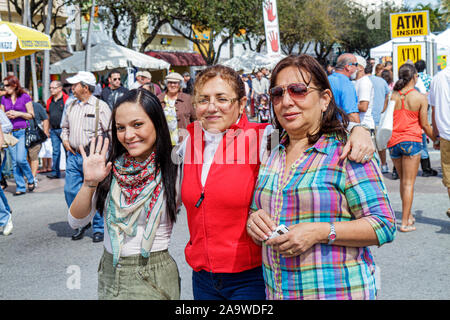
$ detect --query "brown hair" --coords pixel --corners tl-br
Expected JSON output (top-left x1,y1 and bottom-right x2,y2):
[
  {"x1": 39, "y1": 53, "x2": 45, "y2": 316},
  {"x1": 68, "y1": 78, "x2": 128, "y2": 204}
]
[
  {"x1": 375, "y1": 63, "x2": 385, "y2": 75},
  {"x1": 269, "y1": 54, "x2": 348, "y2": 148},
  {"x1": 3, "y1": 75, "x2": 26, "y2": 97},
  {"x1": 193, "y1": 65, "x2": 246, "y2": 103},
  {"x1": 394, "y1": 63, "x2": 417, "y2": 92}
]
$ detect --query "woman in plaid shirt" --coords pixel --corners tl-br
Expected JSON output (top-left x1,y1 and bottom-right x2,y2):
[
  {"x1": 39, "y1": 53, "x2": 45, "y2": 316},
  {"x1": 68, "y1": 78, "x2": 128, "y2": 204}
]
[{"x1": 247, "y1": 55, "x2": 396, "y2": 300}]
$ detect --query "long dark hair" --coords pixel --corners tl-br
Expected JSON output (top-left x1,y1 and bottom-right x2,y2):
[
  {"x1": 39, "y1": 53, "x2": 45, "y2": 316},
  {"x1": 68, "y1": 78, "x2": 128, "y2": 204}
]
[
  {"x1": 394, "y1": 63, "x2": 417, "y2": 92},
  {"x1": 95, "y1": 88, "x2": 178, "y2": 223},
  {"x1": 268, "y1": 54, "x2": 348, "y2": 149}
]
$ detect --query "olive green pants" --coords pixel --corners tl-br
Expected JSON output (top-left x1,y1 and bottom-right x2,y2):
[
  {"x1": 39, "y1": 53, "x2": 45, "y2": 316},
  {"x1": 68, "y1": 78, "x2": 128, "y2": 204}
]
[{"x1": 98, "y1": 249, "x2": 180, "y2": 300}]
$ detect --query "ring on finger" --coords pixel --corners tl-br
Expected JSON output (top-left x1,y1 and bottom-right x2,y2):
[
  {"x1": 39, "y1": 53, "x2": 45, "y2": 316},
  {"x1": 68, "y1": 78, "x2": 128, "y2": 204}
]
[
  {"x1": 363, "y1": 154, "x2": 370, "y2": 161},
  {"x1": 288, "y1": 249, "x2": 293, "y2": 255},
  {"x1": 247, "y1": 223, "x2": 252, "y2": 229}
]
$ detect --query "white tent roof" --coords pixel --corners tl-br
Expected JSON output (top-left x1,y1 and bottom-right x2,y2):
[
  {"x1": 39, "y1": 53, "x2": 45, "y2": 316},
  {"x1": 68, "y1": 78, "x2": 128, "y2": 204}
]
[
  {"x1": 50, "y1": 41, "x2": 170, "y2": 74},
  {"x1": 221, "y1": 51, "x2": 286, "y2": 73},
  {"x1": 370, "y1": 31, "x2": 449, "y2": 58}
]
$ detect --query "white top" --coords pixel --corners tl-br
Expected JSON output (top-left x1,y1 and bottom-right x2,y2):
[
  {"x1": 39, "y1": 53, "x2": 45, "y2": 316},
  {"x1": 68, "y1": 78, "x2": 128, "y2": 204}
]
[
  {"x1": 429, "y1": 67, "x2": 450, "y2": 141},
  {"x1": 355, "y1": 76, "x2": 375, "y2": 129},
  {"x1": 68, "y1": 185, "x2": 178, "y2": 257},
  {"x1": 252, "y1": 77, "x2": 270, "y2": 95}
]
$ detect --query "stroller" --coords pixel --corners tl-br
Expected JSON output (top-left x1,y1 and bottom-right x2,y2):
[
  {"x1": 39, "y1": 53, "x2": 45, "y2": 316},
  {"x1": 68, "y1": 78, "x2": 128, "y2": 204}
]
[{"x1": 256, "y1": 94, "x2": 271, "y2": 123}]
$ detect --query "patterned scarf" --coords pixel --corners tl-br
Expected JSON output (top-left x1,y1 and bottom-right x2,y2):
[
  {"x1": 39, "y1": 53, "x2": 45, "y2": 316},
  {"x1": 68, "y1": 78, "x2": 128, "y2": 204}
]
[{"x1": 106, "y1": 152, "x2": 163, "y2": 267}]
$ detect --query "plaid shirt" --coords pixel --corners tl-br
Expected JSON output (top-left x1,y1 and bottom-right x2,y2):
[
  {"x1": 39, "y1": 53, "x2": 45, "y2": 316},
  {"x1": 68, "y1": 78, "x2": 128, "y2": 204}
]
[{"x1": 251, "y1": 133, "x2": 396, "y2": 300}]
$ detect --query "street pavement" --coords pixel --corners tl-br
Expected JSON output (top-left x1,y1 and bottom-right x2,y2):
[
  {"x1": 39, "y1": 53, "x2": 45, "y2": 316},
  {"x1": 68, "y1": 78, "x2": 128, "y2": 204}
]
[{"x1": 0, "y1": 145, "x2": 449, "y2": 300}]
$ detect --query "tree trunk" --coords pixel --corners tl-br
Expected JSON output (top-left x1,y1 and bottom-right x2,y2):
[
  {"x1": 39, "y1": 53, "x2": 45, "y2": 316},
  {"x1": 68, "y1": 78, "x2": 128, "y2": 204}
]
[
  {"x1": 85, "y1": 0, "x2": 96, "y2": 71},
  {"x1": 42, "y1": 0, "x2": 53, "y2": 104},
  {"x1": 19, "y1": 0, "x2": 28, "y2": 87}
]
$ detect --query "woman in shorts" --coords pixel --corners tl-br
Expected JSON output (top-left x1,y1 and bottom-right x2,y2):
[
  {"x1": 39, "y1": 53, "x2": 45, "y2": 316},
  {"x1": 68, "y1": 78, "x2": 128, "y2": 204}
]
[{"x1": 387, "y1": 64, "x2": 437, "y2": 232}]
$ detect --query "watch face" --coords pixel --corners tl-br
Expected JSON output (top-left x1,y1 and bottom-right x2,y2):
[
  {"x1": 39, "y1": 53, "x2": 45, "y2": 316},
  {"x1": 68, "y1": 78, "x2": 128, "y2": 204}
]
[{"x1": 329, "y1": 234, "x2": 336, "y2": 241}]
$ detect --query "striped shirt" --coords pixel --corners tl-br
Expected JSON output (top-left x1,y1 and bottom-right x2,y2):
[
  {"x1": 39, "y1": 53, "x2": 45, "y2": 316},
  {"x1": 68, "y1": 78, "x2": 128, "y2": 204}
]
[
  {"x1": 251, "y1": 133, "x2": 396, "y2": 300},
  {"x1": 61, "y1": 95, "x2": 112, "y2": 150}
]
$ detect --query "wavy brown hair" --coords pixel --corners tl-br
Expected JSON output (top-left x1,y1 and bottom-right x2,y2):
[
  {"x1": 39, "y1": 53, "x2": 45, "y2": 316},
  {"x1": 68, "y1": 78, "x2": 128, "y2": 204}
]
[
  {"x1": 268, "y1": 54, "x2": 349, "y2": 149},
  {"x1": 3, "y1": 75, "x2": 26, "y2": 97}
]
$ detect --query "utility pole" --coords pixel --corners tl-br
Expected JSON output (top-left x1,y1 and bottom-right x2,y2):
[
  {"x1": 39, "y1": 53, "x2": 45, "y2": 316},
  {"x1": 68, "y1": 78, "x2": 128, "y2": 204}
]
[{"x1": 43, "y1": 0, "x2": 53, "y2": 104}]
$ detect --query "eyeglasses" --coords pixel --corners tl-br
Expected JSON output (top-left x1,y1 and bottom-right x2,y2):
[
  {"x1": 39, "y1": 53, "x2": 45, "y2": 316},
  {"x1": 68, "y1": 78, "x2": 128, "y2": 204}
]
[
  {"x1": 270, "y1": 82, "x2": 320, "y2": 104},
  {"x1": 49, "y1": 86, "x2": 60, "y2": 89},
  {"x1": 195, "y1": 96, "x2": 239, "y2": 109},
  {"x1": 347, "y1": 62, "x2": 359, "y2": 67},
  {"x1": 167, "y1": 81, "x2": 180, "y2": 85}
]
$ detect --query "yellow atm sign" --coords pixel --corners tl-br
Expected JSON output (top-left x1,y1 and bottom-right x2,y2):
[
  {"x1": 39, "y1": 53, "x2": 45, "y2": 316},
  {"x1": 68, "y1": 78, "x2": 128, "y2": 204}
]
[
  {"x1": 390, "y1": 11, "x2": 429, "y2": 39},
  {"x1": 397, "y1": 45, "x2": 422, "y2": 67}
]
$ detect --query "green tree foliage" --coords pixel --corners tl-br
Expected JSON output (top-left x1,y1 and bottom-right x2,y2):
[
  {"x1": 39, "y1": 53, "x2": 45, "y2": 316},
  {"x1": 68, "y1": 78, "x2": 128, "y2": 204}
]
[
  {"x1": 411, "y1": 3, "x2": 447, "y2": 32},
  {"x1": 338, "y1": 2, "x2": 403, "y2": 58}
]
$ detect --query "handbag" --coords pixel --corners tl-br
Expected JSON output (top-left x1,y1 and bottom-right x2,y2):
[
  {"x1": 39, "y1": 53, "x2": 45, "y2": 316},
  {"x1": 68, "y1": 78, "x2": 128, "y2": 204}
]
[
  {"x1": 376, "y1": 92, "x2": 395, "y2": 150},
  {"x1": 2, "y1": 132, "x2": 19, "y2": 148},
  {"x1": 25, "y1": 118, "x2": 48, "y2": 148}
]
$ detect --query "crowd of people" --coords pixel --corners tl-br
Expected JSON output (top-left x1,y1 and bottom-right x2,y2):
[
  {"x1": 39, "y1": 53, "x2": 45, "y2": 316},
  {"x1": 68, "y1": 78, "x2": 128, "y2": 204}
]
[{"x1": 0, "y1": 51, "x2": 449, "y2": 300}]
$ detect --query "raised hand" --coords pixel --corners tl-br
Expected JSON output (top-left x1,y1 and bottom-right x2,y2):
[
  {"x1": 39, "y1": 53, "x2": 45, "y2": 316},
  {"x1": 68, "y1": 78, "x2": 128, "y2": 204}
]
[
  {"x1": 268, "y1": 31, "x2": 279, "y2": 52},
  {"x1": 79, "y1": 136, "x2": 112, "y2": 186},
  {"x1": 264, "y1": 1, "x2": 276, "y2": 22}
]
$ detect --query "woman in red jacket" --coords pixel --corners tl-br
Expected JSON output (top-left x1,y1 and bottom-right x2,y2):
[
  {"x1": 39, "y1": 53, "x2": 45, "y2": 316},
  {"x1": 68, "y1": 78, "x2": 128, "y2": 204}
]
[{"x1": 178, "y1": 65, "x2": 375, "y2": 300}]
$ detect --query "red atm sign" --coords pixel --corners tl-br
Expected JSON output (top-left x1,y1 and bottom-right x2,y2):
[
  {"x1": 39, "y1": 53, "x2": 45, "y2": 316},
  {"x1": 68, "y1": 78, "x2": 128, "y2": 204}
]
[{"x1": 390, "y1": 11, "x2": 429, "y2": 39}]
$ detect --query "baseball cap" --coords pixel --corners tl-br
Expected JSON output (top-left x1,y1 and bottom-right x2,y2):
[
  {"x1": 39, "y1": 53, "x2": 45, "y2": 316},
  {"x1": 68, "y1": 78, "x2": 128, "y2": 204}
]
[
  {"x1": 183, "y1": 72, "x2": 190, "y2": 77},
  {"x1": 136, "y1": 70, "x2": 152, "y2": 79},
  {"x1": 165, "y1": 72, "x2": 184, "y2": 82},
  {"x1": 355, "y1": 55, "x2": 367, "y2": 69},
  {"x1": 66, "y1": 71, "x2": 97, "y2": 86}
]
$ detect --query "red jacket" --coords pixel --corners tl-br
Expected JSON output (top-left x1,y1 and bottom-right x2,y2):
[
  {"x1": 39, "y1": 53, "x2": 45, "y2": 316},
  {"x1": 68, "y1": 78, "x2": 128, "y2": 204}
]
[
  {"x1": 46, "y1": 92, "x2": 69, "y2": 112},
  {"x1": 182, "y1": 114, "x2": 269, "y2": 273}
]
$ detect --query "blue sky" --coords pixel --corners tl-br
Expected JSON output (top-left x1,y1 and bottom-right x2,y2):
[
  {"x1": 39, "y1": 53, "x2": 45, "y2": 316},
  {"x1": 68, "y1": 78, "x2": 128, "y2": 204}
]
[{"x1": 404, "y1": 0, "x2": 440, "y2": 8}]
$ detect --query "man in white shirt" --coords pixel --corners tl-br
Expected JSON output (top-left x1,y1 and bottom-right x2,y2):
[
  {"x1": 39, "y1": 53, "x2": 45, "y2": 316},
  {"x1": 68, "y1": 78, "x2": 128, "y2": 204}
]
[
  {"x1": 430, "y1": 66, "x2": 450, "y2": 218},
  {"x1": 354, "y1": 56, "x2": 375, "y2": 134}
]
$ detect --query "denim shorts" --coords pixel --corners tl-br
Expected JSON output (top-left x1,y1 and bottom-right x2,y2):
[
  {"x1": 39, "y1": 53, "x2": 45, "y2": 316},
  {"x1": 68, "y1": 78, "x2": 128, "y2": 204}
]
[{"x1": 388, "y1": 141, "x2": 422, "y2": 159}]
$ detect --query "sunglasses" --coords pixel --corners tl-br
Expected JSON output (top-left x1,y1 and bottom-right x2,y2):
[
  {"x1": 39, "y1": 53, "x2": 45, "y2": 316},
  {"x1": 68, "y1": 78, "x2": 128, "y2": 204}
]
[
  {"x1": 347, "y1": 62, "x2": 359, "y2": 67},
  {"x1": 3, "y1": 84, "x2": 11, "y2": 87},
  {"x1": 270, "y1": 82, "x2": 320, "y2": 104},
  {"x1": 112, "y1": 78, "x2": 120, "y2": 81}
]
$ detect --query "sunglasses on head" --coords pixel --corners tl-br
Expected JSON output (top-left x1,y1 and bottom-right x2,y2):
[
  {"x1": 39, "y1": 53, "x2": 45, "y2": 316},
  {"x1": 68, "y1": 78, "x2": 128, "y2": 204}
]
[{"x1": 270, "y1": 82, "x2": 320, "y2": 103}]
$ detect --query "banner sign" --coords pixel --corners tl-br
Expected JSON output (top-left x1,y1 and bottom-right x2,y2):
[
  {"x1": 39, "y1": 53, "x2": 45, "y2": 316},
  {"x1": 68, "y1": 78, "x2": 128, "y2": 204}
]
[
  {"x1": 397, "y1": 44, "x2": 422, "y2": 66},
  {"x1": 262, "y1": 0, "x2": 281, "y2": 56},
  {"x1": 0, "y1": 24, "x2": 17, "y2": 52},
  {"x1": 390, "y1": 11, "x2": 429, "y2": 39}
]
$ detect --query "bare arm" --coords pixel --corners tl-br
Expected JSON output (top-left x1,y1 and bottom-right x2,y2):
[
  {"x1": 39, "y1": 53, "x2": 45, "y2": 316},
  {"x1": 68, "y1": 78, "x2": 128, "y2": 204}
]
[
  {"x1": 419, "y1": 96, "x2": 435, "y2": 141},
  {"x1": 358, "y1": 100, "x2": 369, "y2": 112},
  {"x1": 69, "y1": 136, "x2": 112, "y2": 219}
]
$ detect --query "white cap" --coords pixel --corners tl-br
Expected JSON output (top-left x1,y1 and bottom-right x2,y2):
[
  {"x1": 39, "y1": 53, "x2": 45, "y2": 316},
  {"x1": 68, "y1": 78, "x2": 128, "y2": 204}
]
[
  {"x1": 165, "y1": 72, "x2": 184, "y2": 82},
  {"x1": 66, "y1": 71, "x2": 97, "y2": 86},
  {"x1": 355, "y1": 55, "x2": 367, "y2": 69},
  {"x1": 136, "y1": 70, "x2": 151, "y2": 79}
]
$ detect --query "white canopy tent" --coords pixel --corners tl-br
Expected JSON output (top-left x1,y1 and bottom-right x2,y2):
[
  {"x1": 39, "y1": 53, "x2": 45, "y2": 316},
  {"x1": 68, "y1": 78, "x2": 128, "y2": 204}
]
[
  {"x1": 221, "y1": 51, "x2": 286, "y2": 73},
  {"x1": 370, "y1": 30, "x2": 450, "y2": 58},
  {"x1": 50, "y1": 41, "x2": 170, "y2": 74}
]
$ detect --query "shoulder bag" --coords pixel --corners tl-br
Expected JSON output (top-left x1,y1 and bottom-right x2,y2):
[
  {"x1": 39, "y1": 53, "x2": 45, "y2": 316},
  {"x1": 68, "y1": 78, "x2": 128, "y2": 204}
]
[
  {"x1": 25, "y1": 118, "x2": 48, "y2": 148},
  {"x1": 376, "y1": 92, "x2": 395, "y2": 150}
]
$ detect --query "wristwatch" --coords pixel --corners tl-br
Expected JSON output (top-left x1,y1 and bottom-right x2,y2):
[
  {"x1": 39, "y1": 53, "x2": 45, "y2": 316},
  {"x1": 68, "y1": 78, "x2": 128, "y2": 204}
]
[
  {"x1": 347, "y1": 122, "x2": 371, "y2": 133},
  {"x1": 327, "y1": 223, "x2": 336, "y2": 245}
]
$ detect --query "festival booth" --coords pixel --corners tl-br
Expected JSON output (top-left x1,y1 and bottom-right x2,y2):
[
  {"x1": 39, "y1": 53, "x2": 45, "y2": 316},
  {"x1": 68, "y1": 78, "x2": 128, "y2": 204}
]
[
  {"x1": 221, "y1": 51, "x2": 285, "y2": 74},
  {"x1": 49, "y1": 40, "x2": 170, "y2": 86}
]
